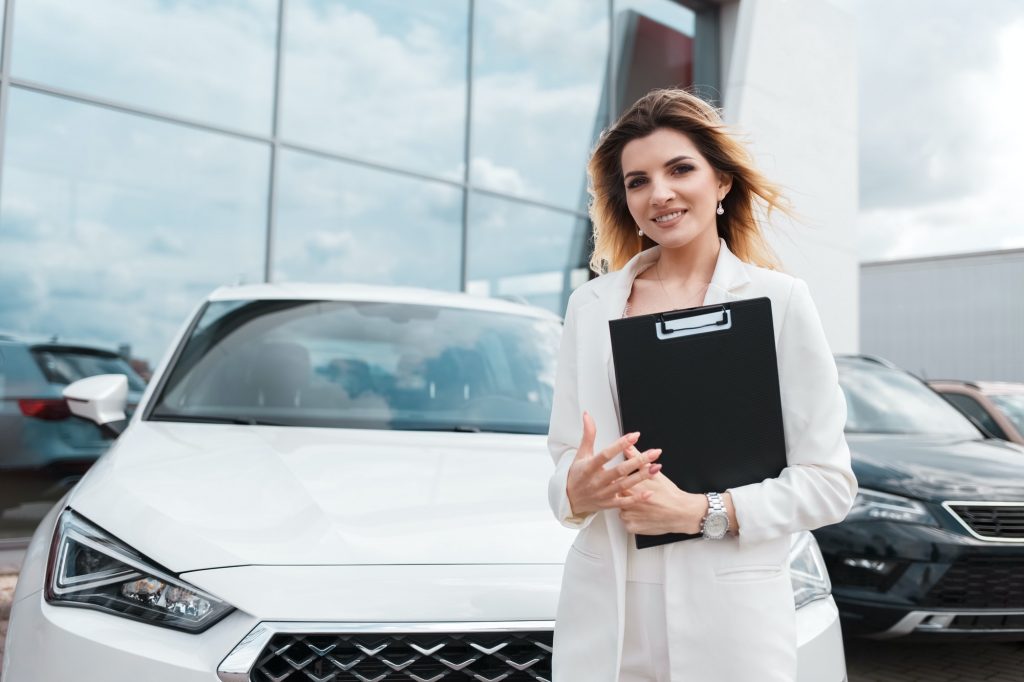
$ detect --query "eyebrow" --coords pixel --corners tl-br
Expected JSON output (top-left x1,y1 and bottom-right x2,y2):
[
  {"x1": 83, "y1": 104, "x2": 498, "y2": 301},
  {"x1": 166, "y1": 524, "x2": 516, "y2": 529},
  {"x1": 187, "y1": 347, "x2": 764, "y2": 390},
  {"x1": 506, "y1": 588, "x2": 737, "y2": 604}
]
[{"x1": 623, "y1": 156, "x2": 695, "y2": 180}]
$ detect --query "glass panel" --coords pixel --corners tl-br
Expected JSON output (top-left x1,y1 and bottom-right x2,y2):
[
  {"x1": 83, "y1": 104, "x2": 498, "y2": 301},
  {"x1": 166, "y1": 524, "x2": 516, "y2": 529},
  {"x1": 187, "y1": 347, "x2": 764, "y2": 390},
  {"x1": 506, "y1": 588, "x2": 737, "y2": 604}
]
[
  {"x1": 470, "y1": 0, "x2": 609, "y2": 210},
  {"x1": 151, "y1": 299, "x2": 562, "y2": 434},
  {"x1": 0, "y1": 87, "x2": 269, "y2": 368},
  {"x1": 613, "y1": 0, "x2": 698, "y2": 115},
  {"x1": 273, "y1": 149, "x2": 463, "y2": 290},
  {"x1": 10, "y1": 0, "x2": 277, "y2": 134},
  {"x1": 991, "y1": 394, "x2": 1024, "y2": 436},
  {"x1": 0, "y1": 88, "x2": 269, "y2": 540},
  {"x1": 1, "y1": 0, "x2": 6, "y2": 64},
  {"x1": 466, "y1": 193, "x2": 590, "y2": 315},
  {"x1": 281, "y1": 0, "x2": 468, "y2": 180},
  {"x1": 942, "y1": 393, "x2": 1007, "y2": 439}
]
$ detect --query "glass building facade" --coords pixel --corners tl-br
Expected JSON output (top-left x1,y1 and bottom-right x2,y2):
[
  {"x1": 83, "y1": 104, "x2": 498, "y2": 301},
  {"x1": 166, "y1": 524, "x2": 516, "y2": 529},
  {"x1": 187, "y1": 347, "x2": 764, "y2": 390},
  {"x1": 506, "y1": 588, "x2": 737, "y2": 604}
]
[
  {"x1": 0, "y1": 0, "x2": 717, "y2": 366},
  {"x1": 0, "y1": 0, "x2": 717, "y2": 538}
]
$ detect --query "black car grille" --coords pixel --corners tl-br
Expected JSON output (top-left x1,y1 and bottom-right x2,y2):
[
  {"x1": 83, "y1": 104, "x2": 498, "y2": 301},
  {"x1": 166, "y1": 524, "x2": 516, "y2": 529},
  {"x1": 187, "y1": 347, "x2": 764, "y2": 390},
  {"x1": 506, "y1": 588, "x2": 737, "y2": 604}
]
[
  {"x1": 923, "y1": 556, "x2": 1024, "y2": 609},
  {"x1": 251, "y1": 631, "x2": 553, "y2": 682},
  {"x1": 946, "y1": 503, "x2": 1024, "y2": 540}
]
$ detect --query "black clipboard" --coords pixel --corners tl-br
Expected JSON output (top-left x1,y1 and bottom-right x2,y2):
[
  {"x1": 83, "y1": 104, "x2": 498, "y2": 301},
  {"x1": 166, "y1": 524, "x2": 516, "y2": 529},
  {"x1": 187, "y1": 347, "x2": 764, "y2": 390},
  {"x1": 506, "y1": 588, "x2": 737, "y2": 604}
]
[{"x1": 609, "y1": 297, "x2": 787, "y2": 549}]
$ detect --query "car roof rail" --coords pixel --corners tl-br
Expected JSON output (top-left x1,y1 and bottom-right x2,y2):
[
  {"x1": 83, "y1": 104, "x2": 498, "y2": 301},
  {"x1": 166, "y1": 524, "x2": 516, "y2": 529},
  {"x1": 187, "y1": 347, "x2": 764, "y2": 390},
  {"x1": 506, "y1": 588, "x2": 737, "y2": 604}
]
[
  {"x1": 833, "y1": 353, "x2": 902, "y2": 370},
  {"x1": 928, "y1": 379, "x2": 980, "y2": 390}
]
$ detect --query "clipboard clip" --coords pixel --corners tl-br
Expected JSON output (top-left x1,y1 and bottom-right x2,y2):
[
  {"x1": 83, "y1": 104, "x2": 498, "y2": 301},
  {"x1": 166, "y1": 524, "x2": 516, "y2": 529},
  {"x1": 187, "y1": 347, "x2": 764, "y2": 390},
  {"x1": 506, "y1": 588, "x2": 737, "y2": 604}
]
[{"x1": 656, "y1": 306, "x2": 732, "y2": 340}]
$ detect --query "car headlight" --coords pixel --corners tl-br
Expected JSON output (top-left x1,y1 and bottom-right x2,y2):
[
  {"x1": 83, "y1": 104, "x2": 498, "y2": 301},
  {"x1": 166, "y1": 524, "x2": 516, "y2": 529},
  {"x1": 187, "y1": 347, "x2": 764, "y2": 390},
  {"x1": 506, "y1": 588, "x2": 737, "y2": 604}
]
[
  {"x1": 847, "y1": 487, "x2": 938, "y2": 526},
  {"x1": 44, "y1": 509, "x2": 233, "y2": 633},
  {"x1": 789, "y1": 531, "x2": 831, "y2": 609}
]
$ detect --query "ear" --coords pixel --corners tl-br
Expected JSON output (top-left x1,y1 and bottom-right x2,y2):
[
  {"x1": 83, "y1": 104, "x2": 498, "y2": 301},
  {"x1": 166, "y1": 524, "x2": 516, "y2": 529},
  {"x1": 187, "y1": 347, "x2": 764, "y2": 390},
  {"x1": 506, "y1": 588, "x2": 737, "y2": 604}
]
[{"x1": 716, "y1": 172, "x2": 733, "y2": 200}]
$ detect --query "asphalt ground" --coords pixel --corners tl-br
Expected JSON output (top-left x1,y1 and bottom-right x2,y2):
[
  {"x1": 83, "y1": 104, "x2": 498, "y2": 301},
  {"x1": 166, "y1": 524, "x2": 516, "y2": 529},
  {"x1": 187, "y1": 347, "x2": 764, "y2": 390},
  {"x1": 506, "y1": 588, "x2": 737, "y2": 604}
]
[
  {"x1": 845, "y1": 636, "x2": 1024, "y2": 681},
  {"x1": 0, "y1": 573, "x2": 1021, "y2": 679}
]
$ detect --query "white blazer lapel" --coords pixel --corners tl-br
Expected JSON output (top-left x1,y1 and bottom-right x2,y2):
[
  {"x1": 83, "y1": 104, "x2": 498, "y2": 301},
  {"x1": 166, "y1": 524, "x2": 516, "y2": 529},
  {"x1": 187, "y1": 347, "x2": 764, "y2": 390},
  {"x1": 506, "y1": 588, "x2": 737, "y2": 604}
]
[{"x1": 703, "y1": 237, "x2": 752, "y2": 306}]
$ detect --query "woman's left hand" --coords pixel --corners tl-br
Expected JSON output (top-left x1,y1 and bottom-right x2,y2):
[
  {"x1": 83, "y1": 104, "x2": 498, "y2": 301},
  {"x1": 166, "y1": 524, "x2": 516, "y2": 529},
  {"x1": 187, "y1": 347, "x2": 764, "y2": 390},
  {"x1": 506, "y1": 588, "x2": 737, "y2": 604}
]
[{"x1": 618, "y1": 473, "x2": 707, "y2": 535}]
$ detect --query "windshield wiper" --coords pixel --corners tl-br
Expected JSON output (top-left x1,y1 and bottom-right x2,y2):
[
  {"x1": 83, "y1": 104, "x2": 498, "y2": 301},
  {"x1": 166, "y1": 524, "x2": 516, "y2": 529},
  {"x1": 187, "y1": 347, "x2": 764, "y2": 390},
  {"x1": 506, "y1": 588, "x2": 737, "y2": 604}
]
[
  {"x1": 392, "y1": 424, "x2": 483, "y2": 433},
  {"x1": 390, "y1": 424, "x2": 544, "y2": 434},
  {"x1": 148, "y1": 413, "x2": 286, "y2": 426}
]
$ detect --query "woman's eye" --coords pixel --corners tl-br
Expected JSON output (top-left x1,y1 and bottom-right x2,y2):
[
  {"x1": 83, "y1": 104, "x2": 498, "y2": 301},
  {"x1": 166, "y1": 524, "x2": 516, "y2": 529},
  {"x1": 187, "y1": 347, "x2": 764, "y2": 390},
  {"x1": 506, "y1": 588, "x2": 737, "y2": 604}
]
[
  {"x1": 626, "y1": 177, "x2": 646, "y2": 189},
  {"x1": 672, "y1": 164, "x2": 694, "y2": 175}
]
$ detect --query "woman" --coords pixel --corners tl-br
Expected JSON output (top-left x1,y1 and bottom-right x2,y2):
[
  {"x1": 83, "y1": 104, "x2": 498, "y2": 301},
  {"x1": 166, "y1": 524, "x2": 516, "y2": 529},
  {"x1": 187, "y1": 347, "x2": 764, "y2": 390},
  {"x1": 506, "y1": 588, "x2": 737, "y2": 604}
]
[{"x1": 546, "y1": 89, "x2": 857, "y2": 681}]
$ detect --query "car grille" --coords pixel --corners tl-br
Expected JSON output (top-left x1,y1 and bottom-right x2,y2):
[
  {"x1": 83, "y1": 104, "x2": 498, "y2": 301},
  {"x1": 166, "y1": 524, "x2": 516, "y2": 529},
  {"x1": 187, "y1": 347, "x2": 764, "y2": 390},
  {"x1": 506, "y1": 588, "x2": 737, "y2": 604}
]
[
  {"x1": 949, "y1": 613, "x2": 1024, "y2": 631},
  {"x1": 923, "y1": 556, "x2": 1024, "y2": 609},
  {"x1": 945, "y1": 503, "x2": 1024, "y2": 541},
  {"x1": 250, "y1": 631, "x2": 553, "y2": 682}
]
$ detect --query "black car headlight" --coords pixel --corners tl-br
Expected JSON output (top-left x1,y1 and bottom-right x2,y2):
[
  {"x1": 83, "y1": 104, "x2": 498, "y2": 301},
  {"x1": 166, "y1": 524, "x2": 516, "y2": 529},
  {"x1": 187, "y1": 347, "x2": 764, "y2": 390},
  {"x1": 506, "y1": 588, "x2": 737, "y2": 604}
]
[
  {"x1": 847, "y1": 488, "x2": 938, "y2": 526},
  {"x1": 44, "y1": 509, "x2": 233, "y2": 633}
]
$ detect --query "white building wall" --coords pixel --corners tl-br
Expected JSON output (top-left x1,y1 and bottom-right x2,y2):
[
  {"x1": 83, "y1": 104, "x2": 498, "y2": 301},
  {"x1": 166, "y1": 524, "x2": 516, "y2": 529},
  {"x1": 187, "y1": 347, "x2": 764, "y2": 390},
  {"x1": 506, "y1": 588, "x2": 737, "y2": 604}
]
[
  {"x1": 861, "y1": 249, "x2": 1024, "y2": 382},
  {"x1": 719, "y1": 0, "x2": 859, "y2": 353}
]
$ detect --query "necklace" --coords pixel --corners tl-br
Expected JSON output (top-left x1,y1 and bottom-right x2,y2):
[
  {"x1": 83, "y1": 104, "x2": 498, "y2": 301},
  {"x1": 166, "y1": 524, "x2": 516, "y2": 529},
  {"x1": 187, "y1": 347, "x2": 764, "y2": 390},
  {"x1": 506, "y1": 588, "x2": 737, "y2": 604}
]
[{"x1": 655, "y1": 258, "x2": 710, "y2": 310}]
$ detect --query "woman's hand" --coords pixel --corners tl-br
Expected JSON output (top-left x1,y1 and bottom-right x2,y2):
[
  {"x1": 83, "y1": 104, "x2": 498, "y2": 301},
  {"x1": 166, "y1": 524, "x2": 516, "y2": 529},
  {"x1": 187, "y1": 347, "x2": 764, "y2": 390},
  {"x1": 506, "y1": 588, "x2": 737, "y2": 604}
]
[
  {"x1": 566, "y1": 412, "x2": 663, "y2": 517},
  {"x1": 618, "y1": 474, "x2": 707, "y2": 535}
]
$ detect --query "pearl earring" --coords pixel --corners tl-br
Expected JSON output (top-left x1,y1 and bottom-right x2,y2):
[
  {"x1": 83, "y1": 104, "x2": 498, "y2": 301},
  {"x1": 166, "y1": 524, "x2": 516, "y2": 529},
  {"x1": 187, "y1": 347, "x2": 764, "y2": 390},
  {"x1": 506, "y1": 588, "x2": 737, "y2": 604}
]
[
  {"x1": 638, "y1": 228, "x2": 643, "y2": 237},
  {"x1": 716, "y1": 201, "x2": 725, "y2": 216}
]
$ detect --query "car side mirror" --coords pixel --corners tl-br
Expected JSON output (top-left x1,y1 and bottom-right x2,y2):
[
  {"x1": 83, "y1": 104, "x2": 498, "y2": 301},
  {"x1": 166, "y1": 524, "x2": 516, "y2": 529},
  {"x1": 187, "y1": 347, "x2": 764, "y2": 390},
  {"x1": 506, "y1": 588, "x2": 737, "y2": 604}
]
[{"x1": 63, "y1": 374, "x2": 129, "y2": 436}]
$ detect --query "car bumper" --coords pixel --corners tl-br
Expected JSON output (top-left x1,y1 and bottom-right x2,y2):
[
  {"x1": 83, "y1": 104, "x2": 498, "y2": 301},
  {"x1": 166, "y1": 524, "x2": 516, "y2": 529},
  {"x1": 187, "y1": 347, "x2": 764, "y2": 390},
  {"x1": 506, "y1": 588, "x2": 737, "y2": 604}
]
[
  {"x1": 2, "y1": 589, "x2": 258, "y2": 682},
  {"x1": 816, "y1": 520, "x2": 1024, "y2": 640},
  {"x1": 4, "y1": 589, "x2": 847, "y2": 682},
  {"x1": 796, "y1": 596, "x2": 848, "y2": 682}
]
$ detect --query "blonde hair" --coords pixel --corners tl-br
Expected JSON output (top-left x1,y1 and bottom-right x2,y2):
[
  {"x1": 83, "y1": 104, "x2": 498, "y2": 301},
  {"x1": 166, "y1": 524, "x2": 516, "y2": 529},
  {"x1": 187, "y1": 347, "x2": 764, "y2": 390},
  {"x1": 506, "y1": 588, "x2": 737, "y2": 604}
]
[{"x1": 587, "y1": 88, "x2": 788, "y2": 273}]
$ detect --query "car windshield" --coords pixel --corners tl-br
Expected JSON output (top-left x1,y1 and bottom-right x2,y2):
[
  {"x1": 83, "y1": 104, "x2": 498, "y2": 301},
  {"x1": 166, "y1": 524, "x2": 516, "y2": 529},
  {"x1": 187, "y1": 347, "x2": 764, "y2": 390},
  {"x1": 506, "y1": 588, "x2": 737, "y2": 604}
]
[
  {"x1": 148, "y1": 299, "x2": 562, "y2": 434},
  {"x1": 990, "y1": 393, "x2": 1024, "y2": 435},
  {"x1": 837, "y1": 360, "x2": 980, "y2": 437},
  {"x1": 31, "y1": 346, "x2": 147, "y2": 392}
]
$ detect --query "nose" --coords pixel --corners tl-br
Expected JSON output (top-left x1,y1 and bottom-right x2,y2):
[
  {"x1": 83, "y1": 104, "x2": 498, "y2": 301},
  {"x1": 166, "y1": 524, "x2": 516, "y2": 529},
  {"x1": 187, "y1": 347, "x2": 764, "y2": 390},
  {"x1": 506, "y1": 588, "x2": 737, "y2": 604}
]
[{"x1": 649, "y1": 177, "x2": 675, "y2": 206}]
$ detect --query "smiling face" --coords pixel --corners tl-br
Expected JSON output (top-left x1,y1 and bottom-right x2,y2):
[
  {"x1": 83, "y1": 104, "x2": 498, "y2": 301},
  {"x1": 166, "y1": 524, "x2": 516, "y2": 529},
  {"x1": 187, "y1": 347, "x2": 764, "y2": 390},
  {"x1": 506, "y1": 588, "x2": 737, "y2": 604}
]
[{"x1": 620, "y1": 127, "x2": 731, "y2": 252}]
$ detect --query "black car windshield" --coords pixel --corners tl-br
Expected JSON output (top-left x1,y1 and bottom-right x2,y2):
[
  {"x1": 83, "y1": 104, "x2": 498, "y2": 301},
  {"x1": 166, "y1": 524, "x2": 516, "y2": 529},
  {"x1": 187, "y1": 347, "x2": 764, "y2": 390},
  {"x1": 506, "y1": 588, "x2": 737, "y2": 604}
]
[
  {"x1": 149, "y1": 299, "x2": 561, "y2": 434},
  {"x1": 990, "y1": 393, "x2": 1024, "y2": 435},
  {"x1": 837, "y1": 360, "x2": 980, "y2": 438}
]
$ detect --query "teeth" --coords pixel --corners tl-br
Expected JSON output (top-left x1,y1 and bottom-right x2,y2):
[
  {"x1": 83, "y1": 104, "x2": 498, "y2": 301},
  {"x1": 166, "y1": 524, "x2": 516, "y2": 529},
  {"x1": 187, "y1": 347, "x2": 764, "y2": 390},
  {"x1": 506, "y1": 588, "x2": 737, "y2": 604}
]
[{"x1": 654, "y1": 211, "x2": 683, "y2": 223}]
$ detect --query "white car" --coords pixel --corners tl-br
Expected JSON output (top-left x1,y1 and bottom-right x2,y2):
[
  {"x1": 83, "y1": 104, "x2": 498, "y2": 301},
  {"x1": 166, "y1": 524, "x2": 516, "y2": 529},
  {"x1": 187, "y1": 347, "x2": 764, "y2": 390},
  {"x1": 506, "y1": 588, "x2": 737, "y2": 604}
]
[{"x1": 1, "y1": 283, "x2": 847, "y2": 682}]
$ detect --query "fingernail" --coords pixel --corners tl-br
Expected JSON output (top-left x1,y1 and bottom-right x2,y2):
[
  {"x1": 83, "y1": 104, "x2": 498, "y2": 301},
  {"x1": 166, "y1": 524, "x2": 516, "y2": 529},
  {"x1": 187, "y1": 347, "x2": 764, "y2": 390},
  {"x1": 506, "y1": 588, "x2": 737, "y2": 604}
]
[
  {"x1": 649, "y1": 464, "x2": 662, "y2": 474},
  {"x1": 627, "y1": 431, "x2": 640, "y2": 442}
]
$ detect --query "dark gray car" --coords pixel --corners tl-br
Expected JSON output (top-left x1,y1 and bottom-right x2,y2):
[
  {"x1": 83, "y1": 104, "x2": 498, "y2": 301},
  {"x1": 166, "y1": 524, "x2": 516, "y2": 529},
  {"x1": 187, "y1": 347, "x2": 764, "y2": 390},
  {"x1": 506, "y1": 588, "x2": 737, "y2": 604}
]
[{"x1": 0, "y1": 335, "x2": 145, "y2": 540}]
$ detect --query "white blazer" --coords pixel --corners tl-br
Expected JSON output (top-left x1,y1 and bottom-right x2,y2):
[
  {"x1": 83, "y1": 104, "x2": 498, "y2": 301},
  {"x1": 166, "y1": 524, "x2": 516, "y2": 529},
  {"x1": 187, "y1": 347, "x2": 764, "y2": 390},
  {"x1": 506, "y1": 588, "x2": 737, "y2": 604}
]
[{"x1": 547, "y1": 239, "x2": 857, "y2": 681}]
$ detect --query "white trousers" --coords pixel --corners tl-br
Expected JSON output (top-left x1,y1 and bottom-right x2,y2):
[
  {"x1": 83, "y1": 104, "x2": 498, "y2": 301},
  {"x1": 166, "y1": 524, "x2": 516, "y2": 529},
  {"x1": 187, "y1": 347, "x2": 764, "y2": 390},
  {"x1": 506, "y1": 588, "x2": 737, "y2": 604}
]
[{"x1": 618, "y1": 581, "x2": 672, "y2": 682}]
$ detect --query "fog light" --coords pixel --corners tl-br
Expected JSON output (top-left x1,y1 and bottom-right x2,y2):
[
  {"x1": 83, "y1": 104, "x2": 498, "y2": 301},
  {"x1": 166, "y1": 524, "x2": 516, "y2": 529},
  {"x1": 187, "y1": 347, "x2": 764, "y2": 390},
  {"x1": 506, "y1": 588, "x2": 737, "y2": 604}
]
[{"x1": 842, "y1": 557, "x2": 894, "y2": 574}]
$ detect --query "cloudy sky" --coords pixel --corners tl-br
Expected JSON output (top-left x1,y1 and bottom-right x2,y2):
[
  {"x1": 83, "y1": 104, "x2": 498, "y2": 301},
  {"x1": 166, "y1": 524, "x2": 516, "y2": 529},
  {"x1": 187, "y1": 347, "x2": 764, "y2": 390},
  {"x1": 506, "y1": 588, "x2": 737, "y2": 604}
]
[{"x1": 849, "y1": 0, "x2": 1024, "y2": 261}]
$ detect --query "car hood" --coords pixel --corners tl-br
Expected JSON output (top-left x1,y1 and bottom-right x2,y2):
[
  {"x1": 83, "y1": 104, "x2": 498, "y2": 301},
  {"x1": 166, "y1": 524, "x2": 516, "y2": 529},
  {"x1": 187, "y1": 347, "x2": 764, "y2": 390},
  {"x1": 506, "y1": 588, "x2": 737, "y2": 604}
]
[
  {"x1": 70, "y1": 421, "x2": 575, "y2": 573},
  {"x1": 848, "y1": 433, "x2": 1024, "y2": 502}
]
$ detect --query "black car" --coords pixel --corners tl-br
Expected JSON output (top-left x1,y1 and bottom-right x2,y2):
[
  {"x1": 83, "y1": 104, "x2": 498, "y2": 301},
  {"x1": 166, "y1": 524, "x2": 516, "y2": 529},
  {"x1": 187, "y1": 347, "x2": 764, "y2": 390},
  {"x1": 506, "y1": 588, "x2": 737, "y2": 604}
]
[{"x1": 814, "y1": 355, "x2": 1024, "y2": 640}]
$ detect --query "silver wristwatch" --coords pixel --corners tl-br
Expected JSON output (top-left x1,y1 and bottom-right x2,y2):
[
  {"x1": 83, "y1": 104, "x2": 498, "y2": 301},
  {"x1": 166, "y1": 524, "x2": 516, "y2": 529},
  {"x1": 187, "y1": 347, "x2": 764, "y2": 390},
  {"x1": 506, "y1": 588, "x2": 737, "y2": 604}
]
[{"x1": 701, "y1": 492, "x2": 729, "y2": 540}]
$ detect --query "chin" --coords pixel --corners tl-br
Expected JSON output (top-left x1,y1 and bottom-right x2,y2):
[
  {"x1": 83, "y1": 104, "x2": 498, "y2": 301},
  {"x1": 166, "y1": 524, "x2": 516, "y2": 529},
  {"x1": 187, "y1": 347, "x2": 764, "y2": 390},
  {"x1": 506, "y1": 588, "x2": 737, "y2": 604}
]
[{"x1": 649, "y1": 229, "x2": 706, "y2": 252}]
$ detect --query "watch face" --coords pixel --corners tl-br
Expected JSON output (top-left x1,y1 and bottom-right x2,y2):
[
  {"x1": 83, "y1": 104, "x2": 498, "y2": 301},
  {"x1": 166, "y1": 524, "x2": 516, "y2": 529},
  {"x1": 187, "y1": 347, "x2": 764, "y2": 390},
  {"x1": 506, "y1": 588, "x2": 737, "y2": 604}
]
[{"x1": 704, "y1": 513, "x2": 729, "y2": 538}]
